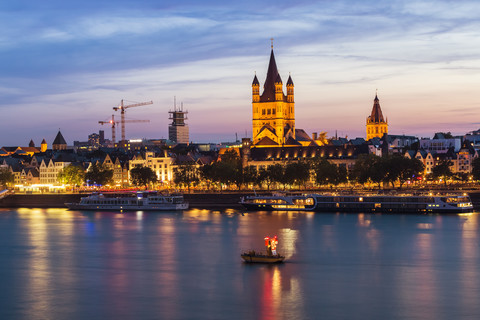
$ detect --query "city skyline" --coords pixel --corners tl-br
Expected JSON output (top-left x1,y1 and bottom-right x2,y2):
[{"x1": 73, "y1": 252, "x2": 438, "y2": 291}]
[{"x1": 1, "y1": 0, "x2": 479, "y2": 146}]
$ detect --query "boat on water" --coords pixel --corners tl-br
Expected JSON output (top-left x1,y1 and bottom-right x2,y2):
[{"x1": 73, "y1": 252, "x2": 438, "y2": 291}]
[
  {"x1": 240, "y1": 192, "x2": 474, "y2": 214},
  {"x1": 65, "y1": 191, "x2": 189, "y2": 211},
  {"x1": 0, "y1": 189, "x2": 8, "y2": 200},
  {"x1": 239, "y1": 193, "x2": 316, "y2": 211},
  {"x1": 241, "y1": 236, "x2": 285, "y2": 264},
  {"x1": 312, "y1": 193, "x2": 473, "y2": 214}
]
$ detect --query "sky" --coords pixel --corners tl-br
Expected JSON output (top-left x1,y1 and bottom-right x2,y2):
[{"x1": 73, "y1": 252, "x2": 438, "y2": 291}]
[{"x1": 1, "y1": 0, "x2": 479, "y2": 146}]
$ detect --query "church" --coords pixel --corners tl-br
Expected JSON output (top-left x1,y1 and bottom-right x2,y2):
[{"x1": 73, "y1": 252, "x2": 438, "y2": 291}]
[
  {"x1": 366, "y1": 93, "x2": 388, "y2": 141},
  {"x1": 251, "y1": 47, "x2": 315, "y2": 147}
]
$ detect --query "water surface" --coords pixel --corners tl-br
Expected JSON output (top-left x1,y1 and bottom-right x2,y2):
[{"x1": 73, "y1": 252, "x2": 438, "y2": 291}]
[{"x1": 0, "y1": 208, "x2": 479, "y2": 319}]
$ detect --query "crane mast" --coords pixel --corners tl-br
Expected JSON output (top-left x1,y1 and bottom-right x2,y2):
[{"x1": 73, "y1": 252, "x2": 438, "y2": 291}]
[
  {"x1": 99, "y1": 114, "x2": 149, "y2": 146},
  {"x1": 113, "y1": 99, "x2": 153, "y2": 146}
]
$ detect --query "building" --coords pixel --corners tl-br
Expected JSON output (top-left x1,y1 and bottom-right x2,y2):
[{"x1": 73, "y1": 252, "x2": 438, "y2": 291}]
[
  {"x1": 168, "y1": 102, "x2": 189, "y2": 144},
  {"x1": 52, "y1": 131, "x2": 67, "y2": 151},
  {"x1": 420, "y1": 133, "x2": 461, "y2": 153},
  {"x1": 366, "y1": 94, "x2": 388, "y2": 141},
  {"x1": 252, "y1": 47, "x2": 296, "y2": 146},
  {"x1": 129, "y1": 151, "x2": 174, "y2": 184},
  {"x1": 39, "y1": 159, "x2": 70, "y2": 185}
]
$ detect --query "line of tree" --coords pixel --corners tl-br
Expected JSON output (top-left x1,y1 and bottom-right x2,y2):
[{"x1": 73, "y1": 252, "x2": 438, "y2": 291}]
[
  {"x1": 0, "y1": 167, "x2": 14, "y2": 189},
  {"x1": 351, "y1": 154, "x2": 424, "y2": 188}
]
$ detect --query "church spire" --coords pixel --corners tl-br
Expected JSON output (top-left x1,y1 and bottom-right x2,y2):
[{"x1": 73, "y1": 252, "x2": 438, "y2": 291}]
[
  {"x1": 370, "y1": 93, "x2": 384, "y2": 123},
  {"x1": 260, "y1": 48, "x2": 280, "y2": 102}
]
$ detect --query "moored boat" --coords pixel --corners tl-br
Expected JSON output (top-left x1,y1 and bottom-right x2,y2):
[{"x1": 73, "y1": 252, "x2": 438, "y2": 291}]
[
  {"x1": 312, "y1": 193, "x2": 474, "y2": 214},
  {"x1": 241, "y1": 236, "x2": 285, "y2": 264},
  {"x1": 240, "y1": 193, "x2": 316, "y2": 211},
  {"x1": 240, "y1": 192, "x2": 474, "y2": 214},
  {"x1": 65, "y1": 191, "x2": 189, "y2": 211}
]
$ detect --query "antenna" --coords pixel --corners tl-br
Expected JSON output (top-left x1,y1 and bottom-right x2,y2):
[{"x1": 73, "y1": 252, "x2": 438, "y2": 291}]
[{"x1": 270, "y1": 38, "x2": 274, "y2": 49}]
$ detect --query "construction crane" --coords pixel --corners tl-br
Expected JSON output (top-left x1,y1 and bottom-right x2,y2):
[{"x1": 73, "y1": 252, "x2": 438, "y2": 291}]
[
  {"x1": 113, "y1": 99, "x2": 153, "y2": 145},
  {"x1": 99, "y1": 114, "x2": 149, "y2": 145}
]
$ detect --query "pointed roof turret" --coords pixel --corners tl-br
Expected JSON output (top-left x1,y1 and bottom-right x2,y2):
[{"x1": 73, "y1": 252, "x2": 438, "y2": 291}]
[
  {"x1": 275, "y1": 73, "x2": 283, "y2": 84},
  {"x1": 29, "y1": 139, "x2": 35, "y2": 147},
  {"x1": 287, "y1": 75, "x2": 294, "y2": 86},
  {"x1": 41, "y1": 138, "x2": 47, "y2": 144},
  {"x1": 252, "y1": 74, "x2": 259, "y2": 86},
  {"x1": 260, "y1": 49, "x2": 280, "y2": 102},
  {"x1": 53, "y1": 130, "x2": 67, "y2": 146},
  {"x1": 369, "y1": 93, "x2": 385, "y2": 123}
]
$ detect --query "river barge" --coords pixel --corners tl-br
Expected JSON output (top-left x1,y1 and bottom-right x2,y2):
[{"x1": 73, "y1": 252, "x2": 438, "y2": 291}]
[
  {"x1": 65, "y1": 191, "x2": 189, "y2": 211},
  {"x1": 239, "y1": 193, "x2": 316, "y2": 211},
  {"x1": 240, "y1": 192, "x2": 474, "y2": 214},
  {"x1": 312, "y1": 193, "x2": 473, "y2": 214}
]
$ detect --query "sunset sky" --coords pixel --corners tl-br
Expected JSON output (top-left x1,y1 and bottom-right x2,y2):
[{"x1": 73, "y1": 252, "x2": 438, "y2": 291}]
[{"x1": 1, "y1": 0, "x2": 479, "y2": 147}]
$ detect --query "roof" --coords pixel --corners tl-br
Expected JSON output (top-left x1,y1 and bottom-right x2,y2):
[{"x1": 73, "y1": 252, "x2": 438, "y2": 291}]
[
  {"x1": 368, "y1": 94, "x2": 385, "y2": 123},
  {"x1": 252, "y1": 74, "x2": 259, "y2": 86},
  {"x1": 255, "y1": 136, "x2": 279, "y2": 146},
  {"x1": 285, "y1": 137, "x2": 302, "y2": 146},
  {"x1": 260, "y1": 49, "x2": 284, "y2": 102},
  {"x1": 53, "y1": 131, "x2": 67, "y2": 145},
  {"x1": 294, "y1": 129, "x2": 312, "y2": 142},
  {"x1": 286, "y1": 75, "x2": 294, "y2": 86},
  {"x1": 258, "y1": 124, "x2": 276, "y2": 136}
]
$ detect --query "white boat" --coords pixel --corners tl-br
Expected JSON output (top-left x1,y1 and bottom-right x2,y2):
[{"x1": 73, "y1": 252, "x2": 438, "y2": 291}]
[
  {"x1": 65, "y1": 191, "x2": 189, "y2": 211},
  {"x1": 239, "y1": 193, "x2": 316, "y2": 211},
  {"x1": 0, "y1": 189, "x2": 8, "y2": 200}
]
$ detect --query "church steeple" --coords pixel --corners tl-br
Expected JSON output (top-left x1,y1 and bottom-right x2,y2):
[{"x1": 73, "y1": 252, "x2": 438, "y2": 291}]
[
  {"x1": 286, "y1": 75, "x2": 294, "y2": 102},
  {"x1": 366, "y1": 92, "x2": 388, "y2": 140},
  {"x1": 252, "y1": 44, "x2": 295, "y2": 146},
  {"x1": 370, "y1": 93, "x2": 385, "y2": 123},
  {"x1": 252, "y1": 74, "x2": 260, "y2": 102},
  {"x1": 260, "y1": 49, "x2": 281, "y2": 102}
]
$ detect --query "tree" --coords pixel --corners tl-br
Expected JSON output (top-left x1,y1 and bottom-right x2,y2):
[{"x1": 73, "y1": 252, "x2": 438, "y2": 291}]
[
  {"x1": 313, "y1": 158, "x2": 338, "y2": 186},
  {"x1": 395, "y1": 156, "x2": 424, "y2": 188},
  {"x1": 432, "y1": 159, "x2": 454, "y2": 185},
  {"x1": 85, "y1": 163, "x2": 114, "y2": 186},
  {"x1": 130, "y1": 166, "x2": 157, "y2": 188},
  {"x1": 0, "y1": 167, "x2": 14, "y2": 188},
  {"x1": 242, "y1": 165, "x2": 259, "y2": 189},
  {"x1": 351, "y1": 154, "x2": 385, "y2": 187},
  {"x1": 58, "y1": 164, "x2": 85, "y2": 187},
  {"x1": 174, "y1": 164, "x2": 199, "y2": 191},
  {"x1": 283, "y1": 161, "x2": 310, "y2": 189},
  {"x1": 472, "y1": 158, "x2": 480, "y2": 180}
]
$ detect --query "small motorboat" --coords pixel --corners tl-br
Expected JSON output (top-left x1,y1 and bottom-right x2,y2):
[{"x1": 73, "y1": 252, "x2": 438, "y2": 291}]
[{"x1": 241, "y1": 235, "x2": 285, "y2": 264}]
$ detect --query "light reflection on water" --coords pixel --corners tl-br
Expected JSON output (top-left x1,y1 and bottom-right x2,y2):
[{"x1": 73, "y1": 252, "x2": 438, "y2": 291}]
[{"x1": 0, "y1": 208, "x2": 480, "y2": 319}]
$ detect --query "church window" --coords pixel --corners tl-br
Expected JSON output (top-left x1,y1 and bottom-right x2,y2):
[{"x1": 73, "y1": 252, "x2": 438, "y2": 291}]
[
  {"x1": 376, "y1": 127, "x2": 379, "y2": 134},
  {"x1": 273, "y1": 108, "x2": 276, "y2": 115},
  {"x1": 262, "y1": 109, "x2": 265, "y2": 115},
  {"x1": 267, "y1": 109, "x2": 271, "y2": 115}
]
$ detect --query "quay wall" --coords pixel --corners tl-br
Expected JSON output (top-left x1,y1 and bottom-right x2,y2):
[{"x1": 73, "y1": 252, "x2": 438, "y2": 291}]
[
  {"x1": 0, "y1": 193, "x2": 244, "y2": 210},
  {"x1": 2, "y1": 191, "x2": 480, "y2": 210}
]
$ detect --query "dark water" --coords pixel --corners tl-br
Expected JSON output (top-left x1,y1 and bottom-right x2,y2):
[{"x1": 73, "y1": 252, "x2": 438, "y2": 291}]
[{"x1": 1, "y1": 208, "x2": 480, "y2": 320}]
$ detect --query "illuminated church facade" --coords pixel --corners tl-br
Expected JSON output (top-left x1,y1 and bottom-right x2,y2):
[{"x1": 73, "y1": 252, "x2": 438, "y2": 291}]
[
  {"x1": 366, "y1": 93, "x2": 388, "y2": 141},
  {"x1": 252, "y1": 48, "x2": 298, "y2": 147}
]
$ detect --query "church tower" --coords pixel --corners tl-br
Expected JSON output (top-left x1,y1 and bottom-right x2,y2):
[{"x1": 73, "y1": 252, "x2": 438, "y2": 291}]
[
  {"x1": 366, "y1": 93, "x2": 388, "y2": 141},
  {"x1": 41, "y1": 139, "x2": 47, "y2": 152},
  {"x1": 252, "y1": 46, "x2": 295, "y2": 146}
]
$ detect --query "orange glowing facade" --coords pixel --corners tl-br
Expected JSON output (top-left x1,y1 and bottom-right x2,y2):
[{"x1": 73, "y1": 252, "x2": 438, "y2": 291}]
[
  {"x1": 252, "y1": 49, "x2": 295, "y2": 146},
  {"x1": 366, "y1": 94, "x2": 388, "y2": 140}
]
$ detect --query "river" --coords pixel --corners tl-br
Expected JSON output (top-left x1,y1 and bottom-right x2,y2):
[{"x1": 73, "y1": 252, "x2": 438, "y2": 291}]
[{"x1": 0, "y1": 208, "x2": 479, "y2": 319}]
